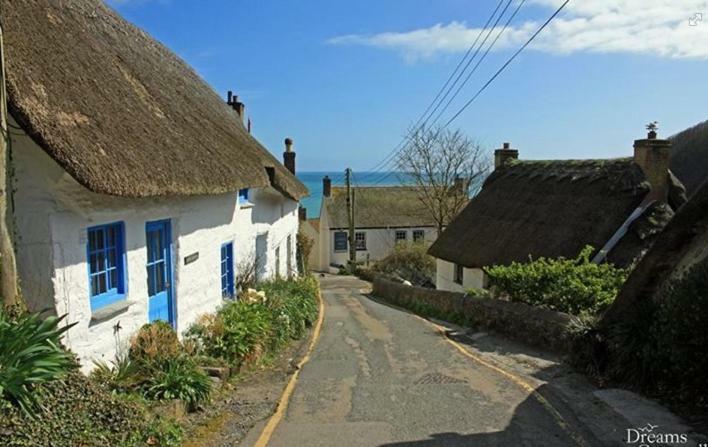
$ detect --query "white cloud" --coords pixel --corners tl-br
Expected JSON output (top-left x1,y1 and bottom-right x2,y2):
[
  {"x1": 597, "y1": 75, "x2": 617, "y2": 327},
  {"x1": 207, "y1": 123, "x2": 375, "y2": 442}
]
[{"x1": 328, "y1": 0, "x2": 708, "y2": 60}]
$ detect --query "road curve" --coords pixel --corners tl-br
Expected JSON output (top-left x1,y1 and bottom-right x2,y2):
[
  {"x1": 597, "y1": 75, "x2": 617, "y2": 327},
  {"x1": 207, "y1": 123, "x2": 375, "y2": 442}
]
[{"x1": 259, "y1": 275, "x2": 600, "y2": 447}]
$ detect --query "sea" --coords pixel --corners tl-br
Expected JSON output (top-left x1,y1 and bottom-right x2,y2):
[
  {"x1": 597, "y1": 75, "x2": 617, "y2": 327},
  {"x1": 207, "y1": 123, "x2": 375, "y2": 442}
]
[{"x1": 296, "y1": 171, "x2": 410, "y2": 218}]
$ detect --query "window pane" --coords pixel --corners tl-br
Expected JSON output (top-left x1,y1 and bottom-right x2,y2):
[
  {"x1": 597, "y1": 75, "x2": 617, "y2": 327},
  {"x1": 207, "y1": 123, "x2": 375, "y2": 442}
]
[
  {"x1": 107, "y1": 226, "x2": 117, "y2": 248},
  {"x1": 154, "y1": 262, "x2": 165, "y2": 292},
  {"x1": 109, "y1": 268, "x2": 118, "y2": 290},
  {"x1": 97, "y1": 273, "x2": 107, "y2": 295},
  {"x1": 95, "y1": 229, "x2": 105, "y2": 250},
  {"x1": 107, "y1": 248, "x2": 117, "y2": 268},
  {"x1": 147, "y1": 264, "x2": 156, "y2": 296},
  {"x1": 88, "y1": 230, "x2": 98, "y2": 251},
  {"x1": 91, "y1": 275, "x2": 99, "y2": 296},
  {"x1": 95, "y1": 251, "x2": 106, "y2": 273}
]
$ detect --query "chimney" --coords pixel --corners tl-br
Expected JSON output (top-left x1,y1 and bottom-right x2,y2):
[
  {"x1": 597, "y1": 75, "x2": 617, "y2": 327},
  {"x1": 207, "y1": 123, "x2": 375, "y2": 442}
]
[
  {"x1": 452, "y1": 176, "x2": 465, "y2": 195},
  {"x1": 634, "y1": 129, "x2": 671, "y2": 203},
  {"x1": 283, "y1": 137, "x2": 296, "y2": 175},
  {"x1": 494, "y1": 142, "x2": 519, "y2": 169},
  {"x1": 226, "y1": 91, "x2": 245, "y2": 123},
  {"x1": 322, "y1": 175, "x2": 332, "y2": 197},
  {"x1": 298, "y1": 206, "x2": 307, "y2": 221}
]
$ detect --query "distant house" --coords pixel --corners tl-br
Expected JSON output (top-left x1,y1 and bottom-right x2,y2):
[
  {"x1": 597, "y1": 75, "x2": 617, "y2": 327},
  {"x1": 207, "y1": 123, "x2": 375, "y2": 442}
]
[
  {"x1": 429, "y1": 135, "x2": 687, "y2": 292},
  {"x1": 310, "y1": 178, "x2": 438, "y2": 271},
  {"x1": 4, "y1": 0, "x2": 307, "y2": 368}
]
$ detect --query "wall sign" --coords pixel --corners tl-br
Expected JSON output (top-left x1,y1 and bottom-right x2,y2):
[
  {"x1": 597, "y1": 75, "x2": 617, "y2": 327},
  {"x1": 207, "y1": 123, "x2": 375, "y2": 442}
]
[{"x1": 184, "y1": 252, "x2": 199, "y2": 265}]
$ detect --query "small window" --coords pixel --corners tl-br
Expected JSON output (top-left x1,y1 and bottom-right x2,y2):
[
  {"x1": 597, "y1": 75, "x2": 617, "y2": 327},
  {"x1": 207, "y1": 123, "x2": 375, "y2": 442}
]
[
  {"x1": 87, "y1": 222, "x2": 126, "y2": 310},
  {"x1": 395, "y1": 230, "x2": 407, "y2": 242},
  {"x1": 355, "y1": 232, "x2": 366, "y2": 251},
  {"x1": 221, "y1": 242, "x2": 235, "y2": 298},
  {"x1": 238, "y1": 188, "x2": 251, "y2": 206},
  {"x1": 454, "y1": 264, "x2": 464, "y2": 285},
  {"x1": 413, "y1": 230, "x2": 425, "y2": 242},
  {"x1": 334, "y1": 231, "x2": 348, "y2": 252}
]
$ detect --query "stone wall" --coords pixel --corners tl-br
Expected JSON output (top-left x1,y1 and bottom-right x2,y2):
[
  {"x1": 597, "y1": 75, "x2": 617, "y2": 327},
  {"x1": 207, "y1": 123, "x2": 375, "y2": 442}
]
[{"x1": 372, "y1": 277, "x2": 581, "y2": 353}]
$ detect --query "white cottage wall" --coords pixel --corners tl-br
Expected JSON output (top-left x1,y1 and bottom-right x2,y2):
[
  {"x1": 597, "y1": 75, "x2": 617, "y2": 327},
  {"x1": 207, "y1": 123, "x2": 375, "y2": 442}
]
[
  {"x1": 328, "y1": 227, "x2": 437, "y2": 267},
  {"x1": 435, "y1": 259, "x2": 486, "y2": 292},
  {"x1": 12, "y1": 122, "x2": 299, "y2": 370}
]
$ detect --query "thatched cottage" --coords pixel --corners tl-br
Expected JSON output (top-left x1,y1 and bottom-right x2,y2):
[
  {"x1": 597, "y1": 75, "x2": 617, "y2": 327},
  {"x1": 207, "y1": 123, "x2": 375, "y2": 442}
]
[
  {"x1": 429, "y1": 134, "x2": 687, "y2": 292},
  {"x1": 2, "y1": 0, "x2": 307, "y2": 367},
  {"x1": 310, "y1": 180, "x2": 438, "y2": 271}
]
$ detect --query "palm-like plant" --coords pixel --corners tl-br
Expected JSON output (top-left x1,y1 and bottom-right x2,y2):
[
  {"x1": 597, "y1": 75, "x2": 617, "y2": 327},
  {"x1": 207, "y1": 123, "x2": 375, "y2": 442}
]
[{"x1": 0, "y1": 311, "x2": 76, "y2": 415}]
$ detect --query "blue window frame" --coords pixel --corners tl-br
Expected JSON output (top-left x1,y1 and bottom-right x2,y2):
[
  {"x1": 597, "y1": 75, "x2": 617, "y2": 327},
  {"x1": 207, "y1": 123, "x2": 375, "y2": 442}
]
[
  {"x1": 87, "y1": 222, "x2": 127, "y2": 310},
  {"x1": 221, "y1": 242, "x2": 235, "y2": 298},
  {"x1": 238, "y1": 188, "x2": 250, "y2": 205}
]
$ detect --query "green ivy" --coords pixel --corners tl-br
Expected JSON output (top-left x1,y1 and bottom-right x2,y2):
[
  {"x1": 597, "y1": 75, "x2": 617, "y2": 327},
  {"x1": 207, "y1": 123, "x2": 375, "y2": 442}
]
[{"x1": 485, "y1": 246, "x2": 628, "y2": 316}]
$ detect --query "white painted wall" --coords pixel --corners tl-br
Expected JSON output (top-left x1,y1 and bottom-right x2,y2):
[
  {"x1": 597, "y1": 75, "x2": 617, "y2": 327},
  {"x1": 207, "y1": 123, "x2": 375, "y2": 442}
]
[
  {"x1": 435, "y1": 259, "x2": 486, "y2": 292},
  {"x1": 328, "y1": 227, "x2": 438, "y2": 267},
  {"x1": 11, "y1": 120, "x2": 299, "y2": 370}
]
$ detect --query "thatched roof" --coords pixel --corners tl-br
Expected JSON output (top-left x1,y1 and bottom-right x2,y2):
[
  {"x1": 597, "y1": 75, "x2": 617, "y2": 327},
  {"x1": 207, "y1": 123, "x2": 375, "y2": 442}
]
[
  {"x1": 324, "y1": 186, "x2": 436, "y2": 230},
  {"x1": 428, "y1": 158, "x2": 684, "y2": 268},
  {"x1": 1, "y1": 0, "x2": 307, "y2": 199},
  {"x1": 669, "y1": 119, "x2": 708, "y2": 197},
  {"x1": 602, "y1": 178, "x2": 708, "y2": 325}
]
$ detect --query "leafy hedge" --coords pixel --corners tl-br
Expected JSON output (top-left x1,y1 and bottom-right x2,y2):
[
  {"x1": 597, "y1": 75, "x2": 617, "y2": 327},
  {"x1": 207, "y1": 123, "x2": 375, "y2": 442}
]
[
  {"x1": 0, "y1": 370, "x2": 182, "y2": 447},
  {"x1": 186, "y1": 276, "x2": 319, "y2": 366},
  {"x1": 372, "y1": 242, "x2": 436, "y2": 288},
  {"x1": 485, "y1": 246, "x2": 628, "y2": 316},
  {"x1": 603, "y1": 257, "x2": 708, "y2": 406}
]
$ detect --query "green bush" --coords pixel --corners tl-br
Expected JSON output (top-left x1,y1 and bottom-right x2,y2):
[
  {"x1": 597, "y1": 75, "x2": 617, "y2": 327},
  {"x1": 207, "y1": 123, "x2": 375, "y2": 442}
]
[
  {"x1": 0, "y1": 310, "x2": 76, "y2": 415},
  {"x1": 129, "y1": 321, "x2": 182, "y2": 364},
  {"x1": 186, "y1": 276, "x2": 319, "y2": 365},
  {"x1": 140, "y1": 356, "x2": 211, "y2": 409},
  {"x1": 372, "y1": 242, "x2": 436, "y2": 288},
  {"x1": 0, "y1": 370, "x2": 182, "y2": 446},
  {"x1": 91, "y1": 354, "x2": 140, "y2": 394},
  {"x1": 485, "y1": 246, "x2": 628, "y2": 316}
]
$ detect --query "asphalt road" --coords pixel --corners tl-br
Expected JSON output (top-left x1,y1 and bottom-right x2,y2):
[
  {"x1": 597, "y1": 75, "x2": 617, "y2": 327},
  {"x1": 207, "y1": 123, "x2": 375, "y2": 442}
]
[{"x1": 257, "y1": 275, "x2": 614, "y2": 447}]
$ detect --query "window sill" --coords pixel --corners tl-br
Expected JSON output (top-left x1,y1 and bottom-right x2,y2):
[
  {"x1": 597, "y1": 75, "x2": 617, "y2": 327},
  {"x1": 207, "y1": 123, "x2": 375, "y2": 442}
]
[{"x1": 90, "y1": 300, "x2": 132, "y2": 326}]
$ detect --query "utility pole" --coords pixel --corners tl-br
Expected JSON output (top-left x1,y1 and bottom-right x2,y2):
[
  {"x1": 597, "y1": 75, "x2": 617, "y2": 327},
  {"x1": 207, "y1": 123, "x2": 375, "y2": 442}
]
[
  {"x1": 345, "y1": 168, "x2": 356, "y2": 273},
  {"x1": 0, "y1": 25, "x2": 19, "y2": 308}
]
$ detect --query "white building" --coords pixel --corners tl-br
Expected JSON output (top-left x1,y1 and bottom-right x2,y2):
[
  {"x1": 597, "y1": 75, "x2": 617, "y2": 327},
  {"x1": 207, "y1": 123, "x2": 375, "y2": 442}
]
[
  {"x1": 3, "y1": 1, "x2": 307, "y2": 369},
  {"x1": 309, "y1": 178, "x2": 438, "y2": 271}
]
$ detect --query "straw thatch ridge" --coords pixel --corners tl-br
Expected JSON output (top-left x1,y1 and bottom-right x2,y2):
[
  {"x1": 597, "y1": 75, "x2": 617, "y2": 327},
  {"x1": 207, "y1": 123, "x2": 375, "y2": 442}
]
[
  {"x1": 602, "y1": 178, "x2": 708, "y2": 325},
  {"x1": 428, "y1": 158, "x2": 682, "y2": 268},
  {"x1": 324, "y1": 186, "x2": 437, "y2": 229},
  {"x1": 2, "y1": 0, "x2": 307, "y2": 199},
  {"x1": 669, "y1": 119, "x2": 708, "y2": 197}
]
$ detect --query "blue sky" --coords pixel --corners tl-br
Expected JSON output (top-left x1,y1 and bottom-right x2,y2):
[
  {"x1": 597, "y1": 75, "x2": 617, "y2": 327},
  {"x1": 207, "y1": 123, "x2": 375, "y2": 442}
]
[{"x1": 109, "y1": 0, "x2": 708, "y2": 172}]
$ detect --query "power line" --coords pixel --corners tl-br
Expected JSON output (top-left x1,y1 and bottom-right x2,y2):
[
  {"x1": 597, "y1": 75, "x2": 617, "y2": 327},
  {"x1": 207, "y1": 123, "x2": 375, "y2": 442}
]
[
  {"x1": 428, "y1": 0, "x2": 527, "y2": 128},
  {"x1": 442, "y1": 0, "x2": 570, "y2": 128},
  {"x1": 362, "y1": 0, "x2": 507, "y2": 177}
]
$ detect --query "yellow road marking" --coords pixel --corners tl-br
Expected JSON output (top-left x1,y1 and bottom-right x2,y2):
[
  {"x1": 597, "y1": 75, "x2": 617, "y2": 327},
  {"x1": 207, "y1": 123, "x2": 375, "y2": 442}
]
[
  {"x1": 418, "y1": 316, "x2": 589, "y2": 447},
  {"x1": 252, "y1": 289, "x2": 325, "y2": 447}
]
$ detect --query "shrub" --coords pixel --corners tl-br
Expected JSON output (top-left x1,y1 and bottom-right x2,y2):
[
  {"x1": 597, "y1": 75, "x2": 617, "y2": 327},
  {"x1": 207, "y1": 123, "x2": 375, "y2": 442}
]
[
  {"x1": 140, "y1": 356, "x2": 211, "y2": 409},
  {"x1": 91, "y1": 354, "x2": 140, "y2": 394},
  {"x1": 186, "y1": 276, "x2": 319, "y2": 365},
  {"x1": 129, "y1": 321, "x2": 182, "y2": 364},
  {"x1": 372, "y1": 242, "x2": 436, "y2": 288},
  {"x1": 186, "y1": 301, "x2": 272, "y2": 365},
  {"x1": 485, "y1": 246, "x2": 628, "y2": 316},
  {"x1": 0, "y1": 370, "x2": 182, "y2": 446},
  {"x1": 0, "y1": 310, "x2": 76, "y2": 415}
]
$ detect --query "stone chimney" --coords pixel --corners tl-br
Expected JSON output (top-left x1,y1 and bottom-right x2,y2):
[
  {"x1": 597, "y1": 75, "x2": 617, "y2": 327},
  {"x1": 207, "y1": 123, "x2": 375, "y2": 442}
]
[
  {"x1": 283, "y1": 138, "x2": 296, "y2": 175},
  {"x1": 494, "y1": 142, "x2": 519, "y2": 169},
  {"x1": 226, "y1": 90, "x2": 245, "y2": 123},
  {"x1": 322, "y1": 175, "x2": 332, "y2": 198},
  {"x1": 634, "y1": 129, "x2": 671, "y2": 203},
  {"x1": 298, "y1": 206, "x2": 307, "y2": 221}
]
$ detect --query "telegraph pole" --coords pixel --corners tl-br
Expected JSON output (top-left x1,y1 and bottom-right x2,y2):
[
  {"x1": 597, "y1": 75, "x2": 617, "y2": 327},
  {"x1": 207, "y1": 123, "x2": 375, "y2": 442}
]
[{"x1": 345, "y1": 168, "x2": 356, "y2": 273}]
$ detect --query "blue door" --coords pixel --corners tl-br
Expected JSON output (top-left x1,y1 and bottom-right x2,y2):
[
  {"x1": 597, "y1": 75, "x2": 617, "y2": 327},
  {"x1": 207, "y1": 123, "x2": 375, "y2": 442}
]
[
  {"x1": 221, "y1": 242, "x2": 235, "y2": 299},
  {"x1": 146, "y1": 220, "x2": 174, "y2": 324}
]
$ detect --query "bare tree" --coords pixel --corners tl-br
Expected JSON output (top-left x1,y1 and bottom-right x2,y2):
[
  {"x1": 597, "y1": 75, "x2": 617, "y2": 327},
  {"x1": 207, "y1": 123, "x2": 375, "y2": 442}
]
[{"x1": 396, "y1": 125, "x2": 490, "y2": 234}]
